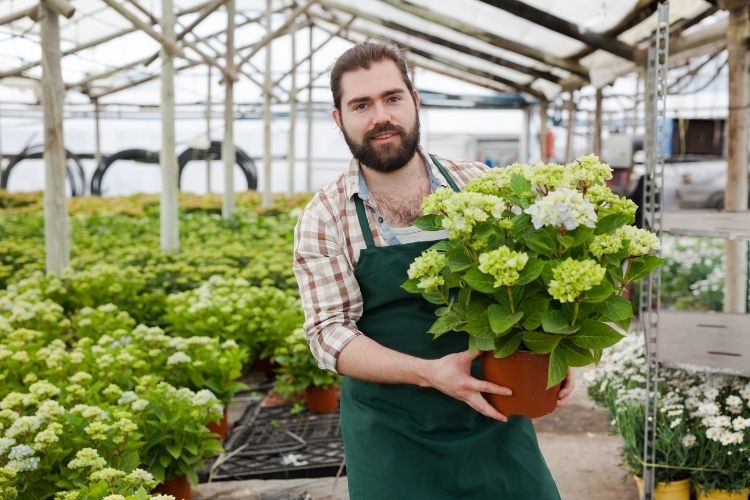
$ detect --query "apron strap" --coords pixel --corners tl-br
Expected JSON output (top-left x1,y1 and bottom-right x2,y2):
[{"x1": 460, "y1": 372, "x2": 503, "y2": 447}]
[
  {"x1": 355, "y1": 154, "x2": 460, "y2": 249},
  {"x1": 429, "y1": 154, "x2": 461, "y2": 192},
  {"x1": 354, "y1": 195, "x2": 376, "y2": 249}
]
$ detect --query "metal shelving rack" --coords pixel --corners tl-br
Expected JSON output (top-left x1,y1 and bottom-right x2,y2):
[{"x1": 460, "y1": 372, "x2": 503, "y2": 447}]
[{"x1": 640, "y1": 3, "x2": 750, "y2": 499}]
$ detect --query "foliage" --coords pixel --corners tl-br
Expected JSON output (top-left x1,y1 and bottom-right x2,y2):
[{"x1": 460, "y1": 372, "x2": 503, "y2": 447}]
[
  {"x1": 272, "y1": 328, "x2": 339, "y2": 402},
  {"x1": 403, "y1": 155, "x2": 663, "y2": 387}
]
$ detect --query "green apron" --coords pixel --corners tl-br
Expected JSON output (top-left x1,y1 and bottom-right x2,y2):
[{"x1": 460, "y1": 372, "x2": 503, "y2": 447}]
[{"x1": 341, "y1": 156, "x2": 561, "y2": 500}]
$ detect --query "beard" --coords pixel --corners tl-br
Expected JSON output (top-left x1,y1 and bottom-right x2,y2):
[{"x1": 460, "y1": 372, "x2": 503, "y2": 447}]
[{"x1": 341, "y1": 115, "x2": 421, "y2": 173}]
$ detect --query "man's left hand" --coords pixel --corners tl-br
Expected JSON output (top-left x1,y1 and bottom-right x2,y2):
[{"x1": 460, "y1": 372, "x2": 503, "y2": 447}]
[{"x1": 556, "y1": 369, "x2": 575, "y2": 407}]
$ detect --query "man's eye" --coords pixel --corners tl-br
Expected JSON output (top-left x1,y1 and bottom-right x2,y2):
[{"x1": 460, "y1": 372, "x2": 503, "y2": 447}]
[
  {"x1": 353, "y1": 103, "x2": 368, "y2": 111},
  {"x1": 387, "y1": 96, "x2": 402, "y2": 103}
]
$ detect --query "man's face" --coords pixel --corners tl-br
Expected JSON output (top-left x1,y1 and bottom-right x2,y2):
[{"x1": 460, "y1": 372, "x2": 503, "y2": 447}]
[{"x1": 333, "y1": 59, "x2": 420, "y2": 173}]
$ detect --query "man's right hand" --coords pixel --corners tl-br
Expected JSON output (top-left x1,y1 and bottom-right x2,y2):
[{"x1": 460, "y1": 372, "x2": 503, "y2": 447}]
[{"x1": 422, "y1": 349, "x2": 511, "y2": 422}]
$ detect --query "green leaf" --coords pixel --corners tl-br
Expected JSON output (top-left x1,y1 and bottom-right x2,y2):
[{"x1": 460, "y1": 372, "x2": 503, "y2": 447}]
[
  {"x1": 569, "y1": 226, "x2": 595, "y2": 249},
  {"x1": 413, "y1": 214, "x2": 443, "y2": 231},
  {"x1": 582, "y1": 280, "x2": 614, "y2": 303},
  {"x1": 519, "y1": 296, "x2": 549, "y2": 330},
  {"x1": 465, "y1": 307, "x2": 495, "y2": 339},
  {"x1": 511, "y1": 213, "x2": 532, "y2": 238},
  {"x1": 525, "y1": 230, "x2": 557, "y2": 256},
  {"x1": 446, "y1": 246, "x2": 473, "y2": 272},
  {"x1": 400, "y1": 278, "x2": 420, "y2": 294},
  {"x1": 541, "y1": 309, "x2": 580, "y2": 334},
  {"x1": 487, "y1": 306, "x2": 523, "y2": 335},
  {"x1": 626, "y1": 255, "x2": 664, "y2": 283},
  {"x1": 547, "y1": 347, "x2": 569, "y2": 389},
  {"x1": 594, "y1": 213, "x2": 632, "y2": 235},
  {"x1": 428, "y1": 240, "x2": 451, "y2": 252},
  {"x1": 510, "y1": 174, "x2": 532, "y2": 194},
  {"x1": 422, "y1": 291, "x2": 445, "y2": 305},
  {"x1": 166, "y1": 443, "x2": 181, "y2": 459},
  {"x1": 522, "y1": 331, "x2": 561, "y2": 354},
  {"x1": 516, "y1": 257, "x2": 545, "y2": 285},
  {"x1": 557, "y1": 234, "x2": 574, "y2": 250},
  {"x1": 463, "y1": 267, "x2": 496, "y2": 294},
  {"x1": 571, "y1": 319, "x2": 624, "y2": 350},
  {"x1": 600, "y1": 295, "x2": 633, "y2": 322},
  {"x1": 493, "y1": 330, "x2": 524, "y2": 358},
  {"x1": 468, "y1": 336, "x2": 496, "y2": 351},
  {"x1": 428, "y1": 311, "x2": 464, "y2": 337},
  {"x1": 558, "y1": 340, "x2": 596, "y2": 367}
]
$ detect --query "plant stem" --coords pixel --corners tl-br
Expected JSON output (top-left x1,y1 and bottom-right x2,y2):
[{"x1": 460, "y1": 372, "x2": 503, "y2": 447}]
[
  {"x1": 571, "y1": 301, "x2": 579, "y2": 325},
  {"x1": 506, "y1": 286, "x2": 515, "y2": 314}
]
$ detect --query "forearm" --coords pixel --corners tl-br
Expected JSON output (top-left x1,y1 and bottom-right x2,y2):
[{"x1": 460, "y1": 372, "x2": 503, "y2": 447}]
[{"x1": 336, "y1": 335, "x2": 432, "y2": 387}]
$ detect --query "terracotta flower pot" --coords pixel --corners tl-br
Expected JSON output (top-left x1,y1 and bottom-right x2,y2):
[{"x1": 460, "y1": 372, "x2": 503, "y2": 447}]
[
  {"x1": 153, "y1": 474, "x2": 192, "y2": 500},
  {"x1": 696, "y1": 487, "x2": 750, "y2": 500},
  {"x1": 207, "y1": 406, "x2": 228, "y2": 438},
  {"x1": 305, "y1": 385, "x2": 340, "y2": 414},
  {"x1": 634, "y1": 476, "x2": 691, "y2": 500},
  {"x1": 480, "y1": 350, "x2": 560, "y2": 418}
]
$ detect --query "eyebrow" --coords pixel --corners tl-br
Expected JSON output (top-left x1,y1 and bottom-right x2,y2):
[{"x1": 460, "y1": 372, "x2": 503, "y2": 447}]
[{"x1": 346, "y1": 88, "x2": 405, "y2": 107}]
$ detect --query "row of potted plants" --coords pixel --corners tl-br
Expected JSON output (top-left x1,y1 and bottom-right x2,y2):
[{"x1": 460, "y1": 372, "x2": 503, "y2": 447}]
[{"x1": 585, "y1": 333, "x2": 750, "y2": 499}]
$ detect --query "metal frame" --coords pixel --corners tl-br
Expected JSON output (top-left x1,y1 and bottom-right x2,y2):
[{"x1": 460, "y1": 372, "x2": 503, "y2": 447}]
[{"x1": 640, "y1": 3, "x2": 669, "y2": 499}]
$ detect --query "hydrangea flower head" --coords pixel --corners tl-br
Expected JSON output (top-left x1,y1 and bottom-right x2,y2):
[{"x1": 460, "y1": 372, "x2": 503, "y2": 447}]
[
  {"x1": 563, "y1": 154, "x2": 613, "y2": 188},
  {"x1": 616, "y1": 225, "x2": 660, "y2": 256},
  {"x1": 524, "y1": 188, "x2": 597, "y2": 230},
  {"x1": 548, "y1": 259, "x2": 606, "y2": 302},
  {"x1": 477, "y1": 247, "x2": 529, "y2": 287},
  {"x1": 407, "y1": 250, "x2": 446, "y2": 292}
]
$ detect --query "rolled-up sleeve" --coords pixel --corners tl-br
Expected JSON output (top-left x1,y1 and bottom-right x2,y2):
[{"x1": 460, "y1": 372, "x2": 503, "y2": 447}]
[{"x1": 293, "y1": 203, "x2": 363, "y2": 373}]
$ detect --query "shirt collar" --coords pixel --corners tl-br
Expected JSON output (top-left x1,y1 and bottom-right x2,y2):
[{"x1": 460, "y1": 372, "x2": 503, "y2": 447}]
[{"x1": 345, "y1": 146, "x2": 448, "y2": 201}]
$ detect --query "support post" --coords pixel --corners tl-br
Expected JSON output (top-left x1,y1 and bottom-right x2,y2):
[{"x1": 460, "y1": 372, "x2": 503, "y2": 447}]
[
  {"x1": 223, "y1": 0, "x2": 236, "y2": 217},
  {"x1": 539, "y1": 99, "x2": 548, "y2": 162},
  {"x1": 305, "y1": 24, "x2": 314, "y2": 193},
  {"x1": 262, "y1": 0, "x2": 273, "y2": 208},
  {"x1": 288, "y1": 20, "x2": 297, "y2": 197},
  {"x1": 565, "y1": 91, "x2": 575, "y2": 163},
  {"x1": 594, "y1": 87, "x2": 603, "y2": 157},
  {"x1": 93, "y1": 98, "x2": 102, "y2": 182},
  {"x1": 722, "y1": 0, "x2": 750, "y2": 313},
  {"x1": 206, "y1": 65, "x2": 213, "y2": 194},
  {"x1": 520, "y1": 106, "x2": 531, "y2": 163},
  {"x1": 160, "y1": 0, "x2": 179, "y2": 253},
  {"x1": 40, "y1": 1, "x2": 70, "y2": 274}
]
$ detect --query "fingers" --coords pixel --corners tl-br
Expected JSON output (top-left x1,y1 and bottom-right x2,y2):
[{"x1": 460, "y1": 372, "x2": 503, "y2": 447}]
[
  {"x1": 556, "y1": 370, "x2": 575, "y2": 407},
  {"x1": 467, "y1": 393, "x2": 508, "y2": 422},
  {"x1": 469, "y1": 378, "x2": 512, "y2": 397}
]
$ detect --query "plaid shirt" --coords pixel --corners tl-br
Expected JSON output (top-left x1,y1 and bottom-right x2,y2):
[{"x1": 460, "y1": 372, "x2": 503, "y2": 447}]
[{"x1": 293, "y1": 147, "x2": 488, "y2": 373}]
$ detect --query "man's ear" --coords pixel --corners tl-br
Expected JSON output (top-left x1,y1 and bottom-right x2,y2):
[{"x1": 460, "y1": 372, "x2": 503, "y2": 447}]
[
  {"x1": 412, "y1": 89, "x2": 420, "y2": 111},
  {"x1": 332, "y1": 107, "x2": 342, "y2": 129}
]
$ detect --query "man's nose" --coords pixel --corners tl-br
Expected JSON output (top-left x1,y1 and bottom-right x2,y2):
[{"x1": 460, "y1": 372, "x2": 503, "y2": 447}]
[{"x1": 371, "y1": 101, "x2": 391, "y2": 125}]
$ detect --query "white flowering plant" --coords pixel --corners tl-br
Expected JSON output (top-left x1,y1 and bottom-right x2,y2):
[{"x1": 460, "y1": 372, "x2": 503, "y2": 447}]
[
  {"x1": 403, "y1": 155, "x2": 663, "y2": 387},
  {"x1": 586, "y1": 333, "x2": 750, "y2": 491}
]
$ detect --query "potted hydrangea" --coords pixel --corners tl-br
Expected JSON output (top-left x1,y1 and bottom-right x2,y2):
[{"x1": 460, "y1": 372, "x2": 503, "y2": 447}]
[{"x1": 403, "y1": 155, "x2": 662, "y2": 418}]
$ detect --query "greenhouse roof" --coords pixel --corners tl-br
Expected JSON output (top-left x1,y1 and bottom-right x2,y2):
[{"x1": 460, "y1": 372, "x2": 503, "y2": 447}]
[{"x1": 0, "y1": 0, "x2": 724, "y2": 108}]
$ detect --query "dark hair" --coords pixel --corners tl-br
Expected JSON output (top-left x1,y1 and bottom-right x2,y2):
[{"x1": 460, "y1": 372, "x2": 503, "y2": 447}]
[{"x1": 330, "y1": 42, "x2": 414, "y2": 111}]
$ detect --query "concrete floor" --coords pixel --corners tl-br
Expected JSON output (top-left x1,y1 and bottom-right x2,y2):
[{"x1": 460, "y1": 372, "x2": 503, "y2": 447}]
[{"x1": 194, "y1": 367, "x2": 638, "y2": 500}]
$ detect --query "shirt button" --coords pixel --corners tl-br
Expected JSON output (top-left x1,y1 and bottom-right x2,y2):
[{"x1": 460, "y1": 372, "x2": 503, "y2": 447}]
[{"x1": 378, "y1": 217, "x2": 384, "y2": 223}]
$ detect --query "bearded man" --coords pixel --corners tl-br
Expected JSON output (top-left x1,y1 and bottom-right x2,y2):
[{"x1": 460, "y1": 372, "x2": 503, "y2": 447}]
[{"x1": 293, "y1": 42, "x2": 572, "y2": 499}]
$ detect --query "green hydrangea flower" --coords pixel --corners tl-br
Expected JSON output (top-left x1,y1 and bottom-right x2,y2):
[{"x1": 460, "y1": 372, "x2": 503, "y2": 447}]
[
  {"x1": 585, "y1": 184, "x2": 637, "y2": 218},
  {"x1": 407, "y1": 250, "x2": 446, "y2": 292},
  {"x1": 563, "y1": 154, "x2": 613, "y2": 188},
  {"x1": 439, "y1": 192, "x2": 505, "y2": 238},
  {"x1": 528, "y1": 163, "x2": 566, "y2": 191},
  {"x1": 421, "y1": 187, "x2": 455, "y2": 215},
  {"x1": 548, "y1": 258, "x2": 606, "y2": 302},
  {"x1": 616, "y1": 225, "x2": 660, "y2": 256},
  {"x1": 478, "y1": 247, "x2": 529, "y2": 287},
  {"x1": 464, "y1": 163, "x2": 531, "y2": 196},
  {"x1": 589, "y1": 233, "x2": 623, "y2": 258}
]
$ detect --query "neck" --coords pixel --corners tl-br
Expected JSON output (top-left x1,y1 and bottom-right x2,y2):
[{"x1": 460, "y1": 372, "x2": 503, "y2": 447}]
[{"x1": 359, "y1": 151, "x2": 425, "y2": 193}]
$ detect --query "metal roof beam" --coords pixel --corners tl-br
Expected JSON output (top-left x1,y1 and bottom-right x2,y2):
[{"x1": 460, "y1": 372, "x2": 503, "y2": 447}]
[
  {"x1": 478, "y1": 0, "x2": 638, "y2": 61},
  {"x1": 318, "y1": 0, "x2": 562, "y2": 84},
  {"x1": 312, "y1": 13, "x2": 545, "y2": 99},
  {"x1": 378, "y1": 0, "x2": 588, "y2": 79}
]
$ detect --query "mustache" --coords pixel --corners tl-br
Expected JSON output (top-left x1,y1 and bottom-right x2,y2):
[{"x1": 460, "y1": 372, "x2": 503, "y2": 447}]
[{"x1": 365, "y1": 123, "x2": 406, "y2": 141}]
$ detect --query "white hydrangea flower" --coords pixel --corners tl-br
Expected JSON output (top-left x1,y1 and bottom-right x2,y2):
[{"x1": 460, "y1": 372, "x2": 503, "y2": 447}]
[
  {"x1": 524, "y1": 188, "x2": 597, "y2": 231},
  {"x1": 67, "y1": 448, "x2": 106, "y2": 471},
  {"x1": 117, "y1": 392, "x2": 138, "y2": 406},
  {"x1": 0, "y1": 437, "x2": 16, "y2": 455},
  {"x1": 732, "y1": 416, "x2": 749, "y2": 431},
  {"x1": 131, "y1": 399, "x2": 148, "y2": 411},
  {"x1": 166, "y1": 352, "x2": 192, "y2": 365}
]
